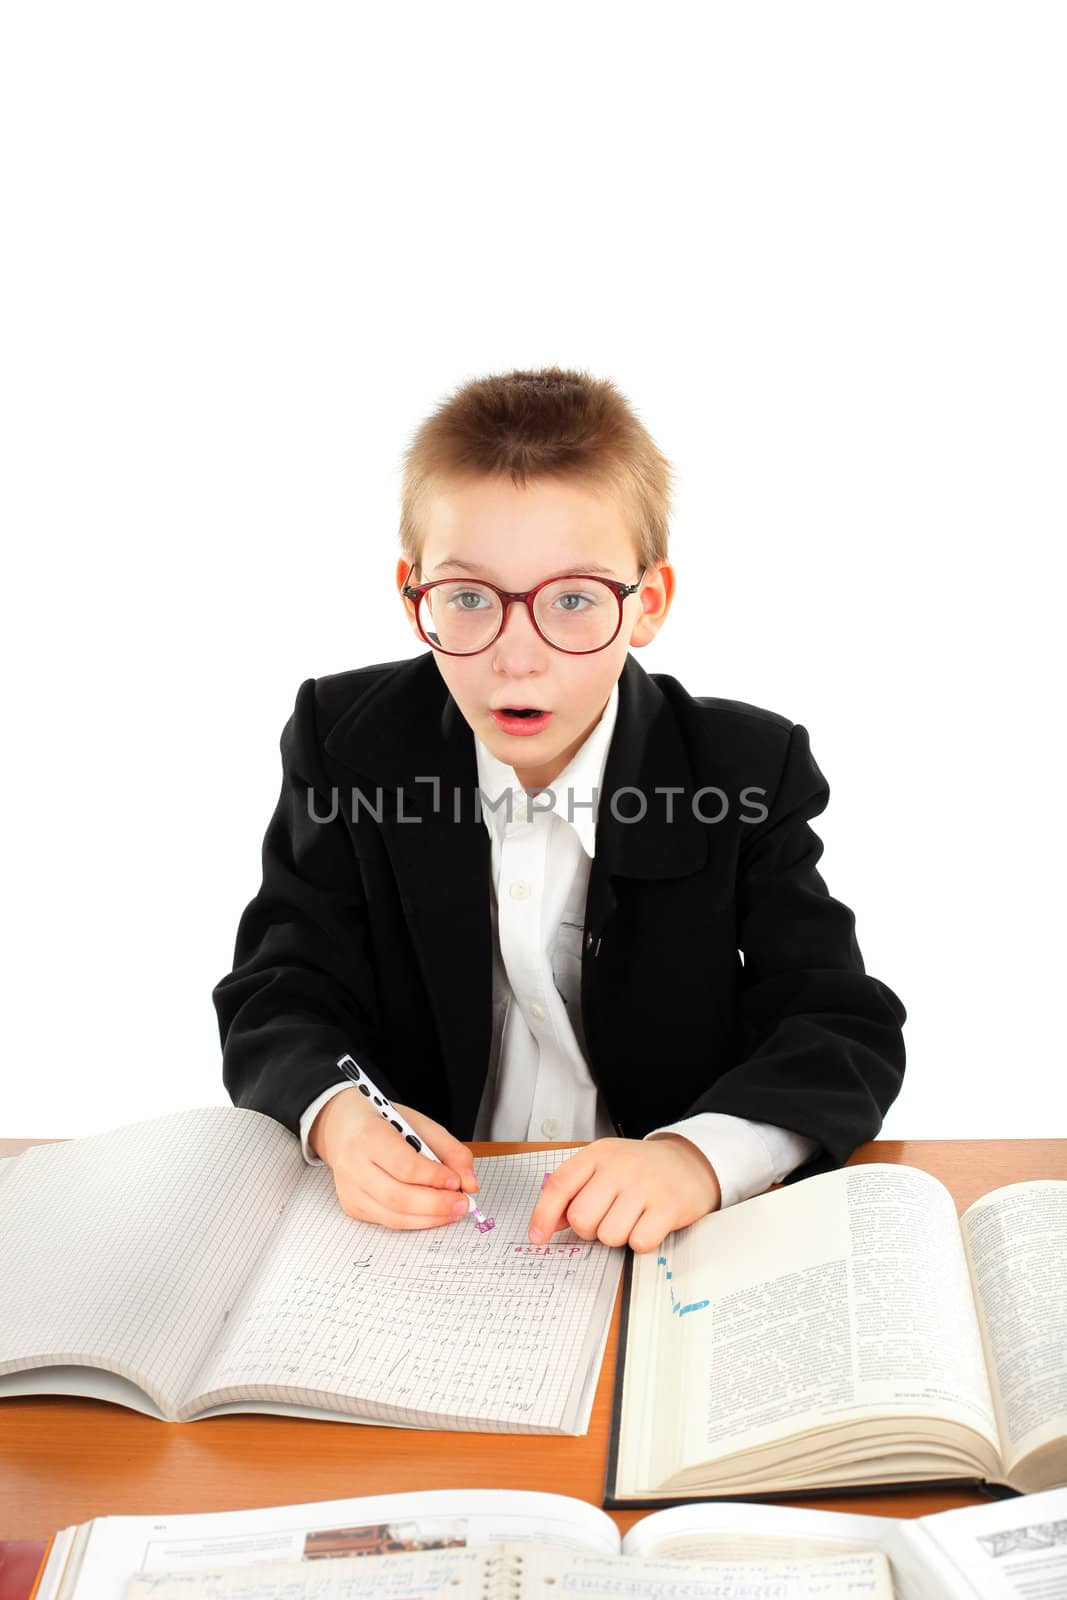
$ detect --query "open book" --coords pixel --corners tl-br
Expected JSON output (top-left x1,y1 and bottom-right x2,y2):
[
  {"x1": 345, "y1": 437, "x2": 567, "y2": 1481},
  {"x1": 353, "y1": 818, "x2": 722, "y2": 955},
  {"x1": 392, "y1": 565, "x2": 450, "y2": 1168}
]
[
  {"x1": 0, "y1": 1107, "x2": 622, "y2": 1433},
  {"x1": 32, "y1": 1484, "x2": 1067, "y2": 1600},
  {"x1": 608, "y1": 1162, "x2": 1067, "y2": 1502}
]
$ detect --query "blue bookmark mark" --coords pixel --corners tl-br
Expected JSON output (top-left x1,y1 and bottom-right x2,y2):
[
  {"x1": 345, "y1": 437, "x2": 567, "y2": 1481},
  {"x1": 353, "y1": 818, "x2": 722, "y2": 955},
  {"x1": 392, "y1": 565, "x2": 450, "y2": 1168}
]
[{"x1": 656, "y1": 1252, "x2": 710, "y2": 1316}]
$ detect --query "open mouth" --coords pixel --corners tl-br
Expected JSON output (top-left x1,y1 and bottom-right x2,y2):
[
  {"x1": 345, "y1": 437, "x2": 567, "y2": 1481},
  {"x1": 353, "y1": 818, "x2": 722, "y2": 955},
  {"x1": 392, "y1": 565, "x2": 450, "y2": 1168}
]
[{"x1": 491, "y1": 707, "x2": 554, "y2": 734}]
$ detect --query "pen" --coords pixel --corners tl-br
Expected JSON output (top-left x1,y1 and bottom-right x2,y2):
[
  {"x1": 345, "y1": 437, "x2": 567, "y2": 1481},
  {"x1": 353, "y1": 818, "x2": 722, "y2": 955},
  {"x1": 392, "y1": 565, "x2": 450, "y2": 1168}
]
[{"x1": 335, "y1": 1054, "x2": 495, "y2": 1233}]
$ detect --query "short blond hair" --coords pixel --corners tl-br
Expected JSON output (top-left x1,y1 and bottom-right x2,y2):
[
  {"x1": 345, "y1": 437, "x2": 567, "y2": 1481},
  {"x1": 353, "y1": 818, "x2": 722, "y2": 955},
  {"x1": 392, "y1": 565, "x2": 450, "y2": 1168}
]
[{"x1": 399, "y1": 365, "x2": 673, "y2": 576}]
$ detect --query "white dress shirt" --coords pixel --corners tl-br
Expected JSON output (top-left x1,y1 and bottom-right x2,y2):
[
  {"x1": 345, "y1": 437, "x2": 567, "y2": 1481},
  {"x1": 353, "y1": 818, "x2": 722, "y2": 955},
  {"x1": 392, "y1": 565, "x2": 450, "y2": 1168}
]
[{"x1": 300, "y1": 681, "x2": 817, "y2": 1207}]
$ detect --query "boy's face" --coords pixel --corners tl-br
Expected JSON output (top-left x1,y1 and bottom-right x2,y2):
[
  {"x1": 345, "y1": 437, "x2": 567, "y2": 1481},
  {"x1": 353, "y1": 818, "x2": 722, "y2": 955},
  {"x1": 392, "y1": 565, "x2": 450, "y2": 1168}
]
[{"x1": 396, "y1": 475, "x2": 674, "y2": 791}]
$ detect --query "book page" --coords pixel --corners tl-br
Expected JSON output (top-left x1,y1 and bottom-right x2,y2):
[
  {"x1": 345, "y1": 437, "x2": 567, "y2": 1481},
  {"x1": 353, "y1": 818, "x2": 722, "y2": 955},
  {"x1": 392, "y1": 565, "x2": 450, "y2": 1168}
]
[
  {"x1": 0, "y1": 1361, "x2": 171, "y2": 1416},
  {"x1": 126, "y1": 1550, "x2": 487, "y2": 1599},
  {"x1": 63, "y1": 1490, "x2": 622, "y2": 1600},
  {"x1": 33, "y1": 1524, "x2": 80, "y2": 1600},
  {"x1": 621, "y1": 1497, "x2": 902, "y2": 1560},
  {"x1": 621, "y1": 1163, "x2": 1002, "y2": 1494},
  {"x1": 521, "y1": 1543, "x2": 892, "y2": 1598},
  {"x1": 960, "y1": 1180, "x2": 1067, "y2": 1480},
  {"x1": 917, "y1": 1483, "x2": 1067, "y2": 1599},
  {"x1": 189, "y1": 1148, "x2": 623, "y2": 1432},
  {"x1": 0, "y1": 1107, "x2": 305, "y2": 1417},
  {"x1": 622, "y1": 1500, "x2": 980, "y2": 1600},
  {"x1": 126, "y1": 1543, "x2": 895, "y2": 1600}
]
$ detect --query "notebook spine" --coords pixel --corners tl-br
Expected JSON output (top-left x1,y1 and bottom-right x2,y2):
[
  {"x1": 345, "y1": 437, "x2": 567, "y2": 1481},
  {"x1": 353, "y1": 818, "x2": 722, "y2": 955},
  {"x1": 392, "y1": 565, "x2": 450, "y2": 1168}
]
[{"x1": 482, "y1": 1550, "x2": 524, "y2": 1598}]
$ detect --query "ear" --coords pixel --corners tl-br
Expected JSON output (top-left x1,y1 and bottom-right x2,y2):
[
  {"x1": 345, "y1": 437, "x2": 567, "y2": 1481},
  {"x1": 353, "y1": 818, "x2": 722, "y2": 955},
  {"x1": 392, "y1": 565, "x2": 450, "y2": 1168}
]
[{"x1": 628, "y1": 562, "x2": 676, "y2": 648}]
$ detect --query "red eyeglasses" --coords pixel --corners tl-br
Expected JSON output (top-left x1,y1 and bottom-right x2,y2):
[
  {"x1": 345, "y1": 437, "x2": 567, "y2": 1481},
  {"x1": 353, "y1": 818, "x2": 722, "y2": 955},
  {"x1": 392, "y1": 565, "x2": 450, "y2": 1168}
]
[{"x1": 401, "y1": 564, "x2": 646, "y2": 656}]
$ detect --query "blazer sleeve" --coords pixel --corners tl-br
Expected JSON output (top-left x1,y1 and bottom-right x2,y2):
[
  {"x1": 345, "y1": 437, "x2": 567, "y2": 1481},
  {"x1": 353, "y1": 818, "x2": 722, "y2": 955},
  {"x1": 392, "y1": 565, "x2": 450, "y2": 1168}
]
[
  {"x1": 212, "y1": 679, "x2": 396, "y2": 1136},
  {"x1": 693, "y1": 721, "x2": 906, "y2": 1181}
]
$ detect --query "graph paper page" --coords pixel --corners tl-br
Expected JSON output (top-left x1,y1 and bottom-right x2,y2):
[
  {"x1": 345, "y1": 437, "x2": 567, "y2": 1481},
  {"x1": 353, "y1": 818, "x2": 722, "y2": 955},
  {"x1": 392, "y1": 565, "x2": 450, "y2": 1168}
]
[
  {"x1": 193, "y1": 1148, "x2": 624, "y2": 1432},
  {"x1": 0, "y1": 1107, "x2": 306, "y2": 1416}
]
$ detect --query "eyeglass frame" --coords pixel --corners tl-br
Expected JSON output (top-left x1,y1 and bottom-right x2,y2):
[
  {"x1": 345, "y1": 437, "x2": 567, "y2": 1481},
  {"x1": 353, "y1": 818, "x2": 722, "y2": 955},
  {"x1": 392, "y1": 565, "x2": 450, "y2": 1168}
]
[{"x1": 400, "y1": 562, "x2": 648, "y2": 656}]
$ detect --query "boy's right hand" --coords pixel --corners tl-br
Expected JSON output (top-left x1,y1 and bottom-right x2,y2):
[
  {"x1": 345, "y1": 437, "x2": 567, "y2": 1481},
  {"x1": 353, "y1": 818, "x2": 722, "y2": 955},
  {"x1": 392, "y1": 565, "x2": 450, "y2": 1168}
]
[{"x1": 309, "y1": 1086, "x2": 479, "y2": 1229}]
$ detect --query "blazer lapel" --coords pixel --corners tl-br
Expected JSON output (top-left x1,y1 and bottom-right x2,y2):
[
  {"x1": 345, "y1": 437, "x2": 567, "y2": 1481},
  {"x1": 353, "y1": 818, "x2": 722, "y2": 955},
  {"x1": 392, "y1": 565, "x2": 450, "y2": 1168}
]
[
  {"x1": 583, "y1": 653, "x2": 708, "y2": 947},
  {"x1": 323, "y1": 655, "x2": 494, "y2": 1133}
]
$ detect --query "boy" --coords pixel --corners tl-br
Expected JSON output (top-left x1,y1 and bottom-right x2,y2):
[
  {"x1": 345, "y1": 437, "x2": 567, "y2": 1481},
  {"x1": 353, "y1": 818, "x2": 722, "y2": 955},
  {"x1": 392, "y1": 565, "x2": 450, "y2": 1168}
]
[{"x1": 213, "y1": 366, "x2": 906, "y2": 1255}]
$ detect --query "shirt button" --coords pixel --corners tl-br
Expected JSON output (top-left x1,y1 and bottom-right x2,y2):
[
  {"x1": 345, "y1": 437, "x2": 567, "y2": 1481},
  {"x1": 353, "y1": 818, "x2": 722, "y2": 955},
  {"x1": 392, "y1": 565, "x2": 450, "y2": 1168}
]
[
  {"x1": 541, "y1": 1118, "x2": 561, "y2": 1139},
  {"x1": 509, "y1": 880, "x2": 531, "y2": 899},
  {"x1": 584, "y1": 932, "x2": 594, "y2": 950},
  {"x1": 530, "y1": 1002, "x2": 545, "y2": 1020}
]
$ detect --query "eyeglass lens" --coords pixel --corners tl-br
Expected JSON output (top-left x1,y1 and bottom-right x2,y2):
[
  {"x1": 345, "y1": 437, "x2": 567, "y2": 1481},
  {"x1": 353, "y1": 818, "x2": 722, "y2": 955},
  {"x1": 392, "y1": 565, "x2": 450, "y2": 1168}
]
[{"x1": 417, "y1": 578, "x2": 622, "y2": 653}]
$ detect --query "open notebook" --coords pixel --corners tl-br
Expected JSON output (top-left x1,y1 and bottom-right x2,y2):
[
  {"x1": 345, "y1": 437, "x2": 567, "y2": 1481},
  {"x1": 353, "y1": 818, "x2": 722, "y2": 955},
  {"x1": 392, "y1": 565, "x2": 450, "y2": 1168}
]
[
  {"x1": 123, "y1": 1542, "x2": 893, "y2": 1598},
  {"x1": 31, "y1": 1484, "x2": 1067, "y2": 1600},
  {"x1": 0, "y1": 1107, "x2": 622, "y2": 1432}
]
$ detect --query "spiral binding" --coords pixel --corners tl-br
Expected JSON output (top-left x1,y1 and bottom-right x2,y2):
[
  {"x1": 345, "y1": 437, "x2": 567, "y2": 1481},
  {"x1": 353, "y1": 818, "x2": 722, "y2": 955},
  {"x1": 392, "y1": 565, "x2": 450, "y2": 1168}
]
[{"x1": 481, "y1": 1550, "x2": 524, "y2": 1598}]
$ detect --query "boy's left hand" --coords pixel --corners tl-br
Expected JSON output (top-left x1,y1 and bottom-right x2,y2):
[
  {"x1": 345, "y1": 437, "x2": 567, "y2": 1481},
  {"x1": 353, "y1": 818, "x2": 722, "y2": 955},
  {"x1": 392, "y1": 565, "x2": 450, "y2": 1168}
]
[{"x1": 527, "y1": 1136, "x2": 722, "y2": 1254}]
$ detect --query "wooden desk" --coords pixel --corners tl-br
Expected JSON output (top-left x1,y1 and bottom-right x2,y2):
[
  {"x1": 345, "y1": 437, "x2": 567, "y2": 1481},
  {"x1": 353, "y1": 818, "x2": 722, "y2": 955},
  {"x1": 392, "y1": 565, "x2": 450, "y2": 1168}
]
[{"x1": 1, "y1": 1136, "x2": 1064, "y2": 1540}]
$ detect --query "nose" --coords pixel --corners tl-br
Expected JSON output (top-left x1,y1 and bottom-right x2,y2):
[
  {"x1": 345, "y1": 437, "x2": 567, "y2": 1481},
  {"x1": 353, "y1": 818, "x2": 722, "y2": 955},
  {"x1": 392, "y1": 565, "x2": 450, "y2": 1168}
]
[{"x1": 490, "y1": 595, "x2": 551, "y2": 671}]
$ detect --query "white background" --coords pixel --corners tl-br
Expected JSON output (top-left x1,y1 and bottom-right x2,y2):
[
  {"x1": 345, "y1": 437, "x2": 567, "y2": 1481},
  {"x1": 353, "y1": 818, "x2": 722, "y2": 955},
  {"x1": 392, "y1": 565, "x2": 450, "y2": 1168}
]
[{"x1": 2, "y1": 2, "x2": 1063, "y2": 1139}]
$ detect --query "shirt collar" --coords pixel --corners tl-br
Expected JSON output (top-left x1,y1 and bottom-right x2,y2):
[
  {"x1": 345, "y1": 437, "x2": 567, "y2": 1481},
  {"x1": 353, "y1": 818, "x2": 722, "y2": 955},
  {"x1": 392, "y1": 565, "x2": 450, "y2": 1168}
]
[{"x1": 474, "y1": 679, "x2": 620, "y2": 859}]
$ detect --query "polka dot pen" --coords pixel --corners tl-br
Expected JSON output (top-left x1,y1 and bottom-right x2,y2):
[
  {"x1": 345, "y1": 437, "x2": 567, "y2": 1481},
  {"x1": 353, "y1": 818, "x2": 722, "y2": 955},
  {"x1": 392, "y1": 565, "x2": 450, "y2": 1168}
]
[{"x1": 335, "y1": 1053, "x2": 495, "y2": 1232}]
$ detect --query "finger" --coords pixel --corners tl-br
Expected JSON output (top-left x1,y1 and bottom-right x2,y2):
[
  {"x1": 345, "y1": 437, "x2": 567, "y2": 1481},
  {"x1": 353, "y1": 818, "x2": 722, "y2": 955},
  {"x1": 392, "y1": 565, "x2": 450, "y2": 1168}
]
[
  {"x1": 339, "y1": 1160, "x2": 476, "y2": 1224},
  {"x1": 563, "y1": 1171, "x2": 628, "y2": 1241},
  {"x1": 361, "y1": 1119, "x2": 464, "y2": 1190},
  {"x1": 589, "y1": 1193, "x2": 646, "y2": 1249},
  {"x1": 395, "y1": 1105, "x2": 479, "y2": 1192},
  {"x1": 335, "y1": 1181, "x2": 473, "y2": 1230},
  {"x1": 361, "y1": 1155, "x2": 478, "y2": 1222},
  {"x1": 628, "y1": 1208, "x2": 674, "y2": 1255},
  {"x1": 528, "y1": 1150, "x2": 596, "y2": 1242}
]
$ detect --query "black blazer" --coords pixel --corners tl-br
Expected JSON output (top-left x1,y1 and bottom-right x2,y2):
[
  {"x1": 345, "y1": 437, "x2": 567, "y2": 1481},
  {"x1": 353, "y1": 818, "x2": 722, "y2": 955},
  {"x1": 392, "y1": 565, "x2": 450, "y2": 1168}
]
[{"x1": 213, "y1": 651, "x2": 906, "y2": 1185}]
